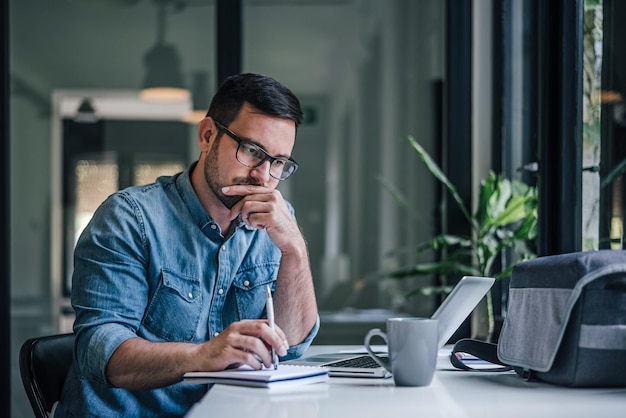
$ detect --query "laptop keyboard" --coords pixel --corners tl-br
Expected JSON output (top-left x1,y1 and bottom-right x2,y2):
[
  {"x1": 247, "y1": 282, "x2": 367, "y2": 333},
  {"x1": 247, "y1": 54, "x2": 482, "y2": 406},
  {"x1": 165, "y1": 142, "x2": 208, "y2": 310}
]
[{"x1": 326, "y1": 355, "x2": 387, "y2": 369}]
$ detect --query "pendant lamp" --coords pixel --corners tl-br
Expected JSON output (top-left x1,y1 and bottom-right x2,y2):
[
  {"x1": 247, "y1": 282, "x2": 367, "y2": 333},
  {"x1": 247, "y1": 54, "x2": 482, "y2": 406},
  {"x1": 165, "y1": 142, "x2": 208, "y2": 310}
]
[{"x1": 139, "y1": 0, "x2": 191, "y2": 102}]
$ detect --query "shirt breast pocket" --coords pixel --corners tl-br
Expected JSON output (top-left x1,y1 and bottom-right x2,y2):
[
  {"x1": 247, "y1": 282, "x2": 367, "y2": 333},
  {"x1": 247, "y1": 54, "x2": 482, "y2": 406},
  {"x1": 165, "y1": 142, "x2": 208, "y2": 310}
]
[
  {"x1": 231, "y1": 264, "x2": 278, "y2": 320},
  {"x1": 143, "y1": 269, "x2": 202, "y2": 341}
]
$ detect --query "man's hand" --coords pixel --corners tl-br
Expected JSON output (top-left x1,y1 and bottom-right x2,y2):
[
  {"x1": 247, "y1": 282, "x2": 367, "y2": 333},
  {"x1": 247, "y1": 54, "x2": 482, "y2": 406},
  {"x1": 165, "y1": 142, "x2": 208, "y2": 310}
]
[
  {"x1": 222, "y1": 185, "x2": 303, "y2": 251},
  {"x1": 221, "y1": 184, "x2": 318, "y2": 347},
  {"x1": 106, "y1": 319, "x2": 288, "y2": 391},
  {"x1": 198, "y1": 320, "x2": 289, "y2": 371}
]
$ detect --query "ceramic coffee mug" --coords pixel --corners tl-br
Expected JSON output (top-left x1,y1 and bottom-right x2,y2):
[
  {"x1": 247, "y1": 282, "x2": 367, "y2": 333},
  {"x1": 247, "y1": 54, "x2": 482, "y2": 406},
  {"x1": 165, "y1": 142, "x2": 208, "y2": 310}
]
[{"x1": 364, "y1": 317, "x2": 438, "y2": 386}]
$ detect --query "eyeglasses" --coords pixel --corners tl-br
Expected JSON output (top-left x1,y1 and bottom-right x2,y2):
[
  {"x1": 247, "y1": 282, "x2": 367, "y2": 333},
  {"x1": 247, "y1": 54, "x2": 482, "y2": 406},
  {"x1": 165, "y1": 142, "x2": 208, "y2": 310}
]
[{"x1": 214, "y1": 120, "x2": 299, "y2": 180}]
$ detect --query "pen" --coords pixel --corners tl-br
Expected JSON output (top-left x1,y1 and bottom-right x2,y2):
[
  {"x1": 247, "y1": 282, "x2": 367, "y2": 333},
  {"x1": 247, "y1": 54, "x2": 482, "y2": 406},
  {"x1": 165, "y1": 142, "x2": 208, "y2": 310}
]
[{"x1": 266, "y1": 285, "x2": 278, "y2": 370}]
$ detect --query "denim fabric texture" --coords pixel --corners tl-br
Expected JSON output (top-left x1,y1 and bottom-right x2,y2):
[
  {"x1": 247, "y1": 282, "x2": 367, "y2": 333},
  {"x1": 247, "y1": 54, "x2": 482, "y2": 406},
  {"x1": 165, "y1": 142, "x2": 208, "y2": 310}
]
[{"x1": 54, "y1": 162, "x2": 319, "y2": 417}]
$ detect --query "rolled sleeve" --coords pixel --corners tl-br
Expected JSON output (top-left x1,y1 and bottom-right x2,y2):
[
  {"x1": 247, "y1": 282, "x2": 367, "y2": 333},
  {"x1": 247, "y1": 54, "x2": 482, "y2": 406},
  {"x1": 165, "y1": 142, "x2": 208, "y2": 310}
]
[
  {"x1": 77, "y1": 324, "x2": 138, "y2": 386},
  {"x1": 282, "y1": 315, "x2": 320, "y2": 360}
]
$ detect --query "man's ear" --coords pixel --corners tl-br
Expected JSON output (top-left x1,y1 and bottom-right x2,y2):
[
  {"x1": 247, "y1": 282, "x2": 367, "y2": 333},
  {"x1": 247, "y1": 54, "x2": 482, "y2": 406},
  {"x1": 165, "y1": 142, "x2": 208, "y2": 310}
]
[{"x1": 197, "y1": 117, "x2": 217, "y2": 151}]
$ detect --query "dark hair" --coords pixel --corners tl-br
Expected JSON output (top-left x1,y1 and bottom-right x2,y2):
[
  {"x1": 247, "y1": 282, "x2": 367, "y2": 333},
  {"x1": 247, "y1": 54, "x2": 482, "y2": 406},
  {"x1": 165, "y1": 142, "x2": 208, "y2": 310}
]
[{"x1": 206, "y1": 73, "x2": 303, "y2": 129}]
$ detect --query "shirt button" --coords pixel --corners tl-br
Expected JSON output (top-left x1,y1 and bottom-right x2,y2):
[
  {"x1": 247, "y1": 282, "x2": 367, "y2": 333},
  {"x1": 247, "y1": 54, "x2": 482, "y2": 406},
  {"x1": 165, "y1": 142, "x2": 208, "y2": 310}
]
[
  {"x1": 210, "y1": 224, "x2": 217, "y2": 230},
  {"x1": 217, "y1": 288, "x2": 224, "y2": 295},
  {"x1": 214, "y1": 332, "x2": 219, "y2": 337},
  {"x1": 188, "y1": 292, "x2": 193, "y2": 299},
  {"x1": 221, "y1": 245, "x2": 226, "y2": 251},
  {"x1": 243, "y1": 280, "x2": 250, "y2": 287}
]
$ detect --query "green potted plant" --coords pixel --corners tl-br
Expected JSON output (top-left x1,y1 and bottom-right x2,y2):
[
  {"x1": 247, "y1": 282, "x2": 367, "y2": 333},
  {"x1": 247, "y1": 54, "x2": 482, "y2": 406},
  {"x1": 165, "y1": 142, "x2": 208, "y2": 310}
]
[{"x1": 383, "y1": 136, "x2": 538, "y2": 341}]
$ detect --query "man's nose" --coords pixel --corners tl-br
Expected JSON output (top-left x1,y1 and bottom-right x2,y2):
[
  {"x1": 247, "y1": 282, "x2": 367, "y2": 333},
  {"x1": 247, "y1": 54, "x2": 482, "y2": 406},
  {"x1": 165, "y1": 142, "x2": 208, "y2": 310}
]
[{"x1": 250, "y1": 160, "x2": 273, "y2": 183}]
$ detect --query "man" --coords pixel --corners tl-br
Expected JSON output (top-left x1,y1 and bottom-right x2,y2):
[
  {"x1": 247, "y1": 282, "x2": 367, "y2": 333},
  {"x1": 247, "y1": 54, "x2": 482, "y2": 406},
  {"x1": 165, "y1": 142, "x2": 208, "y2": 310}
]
[{"x1": 55, "y1": 73, "x2": 319, "y2": 417}]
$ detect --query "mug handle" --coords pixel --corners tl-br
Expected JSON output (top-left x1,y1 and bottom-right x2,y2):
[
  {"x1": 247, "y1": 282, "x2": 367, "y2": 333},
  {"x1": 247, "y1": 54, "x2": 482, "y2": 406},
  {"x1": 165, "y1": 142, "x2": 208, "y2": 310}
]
[{"x1": 364, "y1": 328, "x2": 392, "y2": 372}]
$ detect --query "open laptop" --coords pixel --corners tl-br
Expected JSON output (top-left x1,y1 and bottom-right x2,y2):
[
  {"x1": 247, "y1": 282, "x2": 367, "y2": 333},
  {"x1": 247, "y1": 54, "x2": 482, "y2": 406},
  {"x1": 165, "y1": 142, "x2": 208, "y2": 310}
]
[{"x1": 286, "y1": 275, "x2": 495, "y2": 378}]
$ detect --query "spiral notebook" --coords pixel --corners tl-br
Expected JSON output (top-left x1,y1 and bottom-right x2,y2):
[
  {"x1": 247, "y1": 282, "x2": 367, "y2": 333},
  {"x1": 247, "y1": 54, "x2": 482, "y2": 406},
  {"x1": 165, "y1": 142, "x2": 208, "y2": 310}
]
[{"x1": 183, "y1": 364, "x2": 329, "y2": 389}]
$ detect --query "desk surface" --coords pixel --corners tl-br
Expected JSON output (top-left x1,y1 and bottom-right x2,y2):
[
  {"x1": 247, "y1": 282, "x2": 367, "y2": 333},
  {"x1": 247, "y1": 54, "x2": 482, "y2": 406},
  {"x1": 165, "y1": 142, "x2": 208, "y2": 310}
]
[{"x1": 185, "y1": 345, "x2": 626, "y2": 418}]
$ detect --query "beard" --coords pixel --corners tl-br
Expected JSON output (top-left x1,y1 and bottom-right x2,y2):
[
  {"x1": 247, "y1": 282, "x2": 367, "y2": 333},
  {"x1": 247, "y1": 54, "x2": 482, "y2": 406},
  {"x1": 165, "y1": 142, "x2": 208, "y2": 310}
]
[{"x1": 203, "y1": 138, "x2": 260, "y2": 209}]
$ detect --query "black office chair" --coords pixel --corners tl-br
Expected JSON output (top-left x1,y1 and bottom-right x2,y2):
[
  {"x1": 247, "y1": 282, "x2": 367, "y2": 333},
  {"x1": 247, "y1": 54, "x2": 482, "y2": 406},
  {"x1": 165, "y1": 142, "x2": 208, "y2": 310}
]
[{"x1": 19, "y1": 333, "x2": 75, "y2": 418}]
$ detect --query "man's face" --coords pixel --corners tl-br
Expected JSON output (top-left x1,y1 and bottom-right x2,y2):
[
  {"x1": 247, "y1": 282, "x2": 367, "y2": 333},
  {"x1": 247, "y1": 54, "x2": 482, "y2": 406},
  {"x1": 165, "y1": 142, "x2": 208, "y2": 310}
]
[
  {"x1": 202, "y1": 103, "x2": 297, "y2": 209},
  {"x1": 202, "y1": 135, "x2": 255, "y2": 209}
]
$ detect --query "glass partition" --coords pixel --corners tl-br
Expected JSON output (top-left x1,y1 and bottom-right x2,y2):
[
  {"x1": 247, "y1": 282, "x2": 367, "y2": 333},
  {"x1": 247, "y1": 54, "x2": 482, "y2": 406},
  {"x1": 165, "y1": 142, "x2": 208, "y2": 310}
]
[
  {"x1": 10, "y1": 2, "x2": 212, "y2": 415},
  {"x1": 237, "y1": 0, "x2": 554, "y2": 347},
  {"x1": 243, "y1": 0, "x2": 447, "y2": 341},
  {"x1": 582, "y1": 0, "x2": 626, "y2": 250}
]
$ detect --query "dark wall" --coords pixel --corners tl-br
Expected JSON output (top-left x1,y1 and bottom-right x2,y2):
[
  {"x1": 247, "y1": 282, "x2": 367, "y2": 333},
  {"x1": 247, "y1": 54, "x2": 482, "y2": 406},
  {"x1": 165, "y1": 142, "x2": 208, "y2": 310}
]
[{"x1": 1, "y1": 0, "x2": 10, "y2": 414}]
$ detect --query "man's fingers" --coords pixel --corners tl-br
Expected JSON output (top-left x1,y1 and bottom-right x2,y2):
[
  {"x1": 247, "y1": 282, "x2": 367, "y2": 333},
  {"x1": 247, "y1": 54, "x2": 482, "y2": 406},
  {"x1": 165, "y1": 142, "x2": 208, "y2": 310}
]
[
  {"x1": 224, "y1": 187, "x2": 271, "y2": 221},
  {"x1": 222, "y1": 185, "x2": 271, "y2": 195},
  {"x1": 239, "y1": 335, "x2": 274, "y2": 368},
  {"x1": 201, "y1": 320, "x2": 291, "y2": 371},
  {"x1": 226, "y1": 320, "x2": 288, "y2": 362},
  {"x1": 242, "y1": 320, "x2": 289, "y2": 357},
  {"x1": 231, "y1": 201, "x2": 273, "y2": 226},
  {"x1": 215, "y1": 331, "x2": 269, "y2": 369},
  {"x1": 264, "y1": 322, "x2": 289, "y2": 357}
]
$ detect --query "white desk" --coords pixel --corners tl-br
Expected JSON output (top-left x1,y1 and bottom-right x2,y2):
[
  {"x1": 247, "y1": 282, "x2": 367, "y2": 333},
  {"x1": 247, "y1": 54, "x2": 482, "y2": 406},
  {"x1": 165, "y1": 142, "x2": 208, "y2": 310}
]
[{"x1": 185, "y1": 345, "x2": 626, "y2": 418}]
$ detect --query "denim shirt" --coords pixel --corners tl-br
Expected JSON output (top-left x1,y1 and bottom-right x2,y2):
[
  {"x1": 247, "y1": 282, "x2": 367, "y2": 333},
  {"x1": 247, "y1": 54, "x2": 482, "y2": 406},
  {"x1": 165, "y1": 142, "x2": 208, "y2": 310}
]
[{"x1": 55, "y1": 163, "x2": 319, "y2": 418}]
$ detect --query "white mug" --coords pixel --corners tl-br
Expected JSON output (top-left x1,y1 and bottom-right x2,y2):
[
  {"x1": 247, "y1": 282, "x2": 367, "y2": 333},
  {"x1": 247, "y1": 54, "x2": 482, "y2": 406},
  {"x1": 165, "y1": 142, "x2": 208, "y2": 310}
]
[{"x1": 364, "y1": 317, "x2": 438, "y2": 387}]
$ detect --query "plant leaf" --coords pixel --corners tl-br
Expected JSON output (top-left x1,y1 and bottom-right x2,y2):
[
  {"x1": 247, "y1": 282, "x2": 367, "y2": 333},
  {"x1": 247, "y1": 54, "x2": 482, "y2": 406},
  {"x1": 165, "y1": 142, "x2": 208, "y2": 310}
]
[
  {"x1": 430, "y1": 234, "x2": 473, "y2": 249},
  {"x1": 407, "y1": 136, "x2": 473, "y2": 225},
  {"x1": 487, "y1": 174, "x2": 512, "y2": 219},
  {"x1": 491, "y1": 195, "x2": 529, "y2": 226},
  {"x1": 377, "y1": 174, "x2": 420, "y2": 221},
  {"x1": 601, "y1": 157, "x2": 626, "y2": 189},
  {"x1": 475, "y1": 171, "x2": 497, "y2": 226},
  {"x1": 513, "y1": 212, "x2": 538, "y2": 240}
]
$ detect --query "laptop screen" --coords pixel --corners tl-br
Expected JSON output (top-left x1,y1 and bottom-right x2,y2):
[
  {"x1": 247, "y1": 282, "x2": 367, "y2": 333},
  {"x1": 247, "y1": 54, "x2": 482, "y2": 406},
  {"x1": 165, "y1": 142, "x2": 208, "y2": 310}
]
[{"x1": 432, "y1": 276, "x2": 495, "y2": 348}]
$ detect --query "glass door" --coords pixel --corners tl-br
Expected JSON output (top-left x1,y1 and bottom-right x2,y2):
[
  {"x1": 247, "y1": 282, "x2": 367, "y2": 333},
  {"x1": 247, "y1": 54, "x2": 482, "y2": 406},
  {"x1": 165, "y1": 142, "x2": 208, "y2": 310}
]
[{"x1": 52, "y1": 93, "x2": 194, "y2": 332}]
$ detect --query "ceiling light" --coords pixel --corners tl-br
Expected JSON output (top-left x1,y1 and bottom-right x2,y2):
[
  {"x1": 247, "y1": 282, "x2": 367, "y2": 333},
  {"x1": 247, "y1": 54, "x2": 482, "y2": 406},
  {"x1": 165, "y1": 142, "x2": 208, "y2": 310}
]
[
  {"x1": 74, "y1": 98, "x2": 98, "y2": 123},
  {"x1": 139, "y1": 0, "x2": 191, "y2": 102},
  {"x1": 140, "y1": 43, "x2": 190, "y2": 102}
]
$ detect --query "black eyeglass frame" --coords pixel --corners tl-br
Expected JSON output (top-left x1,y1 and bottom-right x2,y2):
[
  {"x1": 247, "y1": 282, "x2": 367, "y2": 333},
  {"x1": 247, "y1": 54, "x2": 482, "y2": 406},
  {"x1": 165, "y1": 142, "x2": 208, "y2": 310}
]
[{"x1": 213, "y1": 120, "x2": 299, "y2": 181}]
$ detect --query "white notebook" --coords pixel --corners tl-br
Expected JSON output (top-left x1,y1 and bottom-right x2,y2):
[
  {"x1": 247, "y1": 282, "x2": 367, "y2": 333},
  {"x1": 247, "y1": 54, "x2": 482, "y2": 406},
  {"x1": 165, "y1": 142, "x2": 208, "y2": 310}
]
[{"x1": 183, "y1": 364, "x2": 329, "y2": 389}]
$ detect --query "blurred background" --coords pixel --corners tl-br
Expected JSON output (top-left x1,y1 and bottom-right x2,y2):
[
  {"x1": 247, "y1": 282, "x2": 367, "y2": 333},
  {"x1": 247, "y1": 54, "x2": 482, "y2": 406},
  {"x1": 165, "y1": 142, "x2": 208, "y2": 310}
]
[{"x1": 6, "y1": 0, "x2": 625, "y2": 416}]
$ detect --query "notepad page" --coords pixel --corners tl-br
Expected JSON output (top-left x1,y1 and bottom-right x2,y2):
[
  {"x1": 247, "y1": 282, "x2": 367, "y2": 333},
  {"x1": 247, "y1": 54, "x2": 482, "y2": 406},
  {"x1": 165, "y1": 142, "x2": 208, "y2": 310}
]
[
  {"x1": 185, "y1": 364, "x2": 328, "y2": 379},
  {"x1": 183, "y1": 364, "x2": 329, "y2": 387}
]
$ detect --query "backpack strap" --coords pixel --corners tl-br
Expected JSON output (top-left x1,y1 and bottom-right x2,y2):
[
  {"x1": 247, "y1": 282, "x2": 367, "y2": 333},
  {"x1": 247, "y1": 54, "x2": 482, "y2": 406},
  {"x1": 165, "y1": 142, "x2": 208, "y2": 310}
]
[{"x1": 450, "y1": 338, "x2": 513, "y2": 372}]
